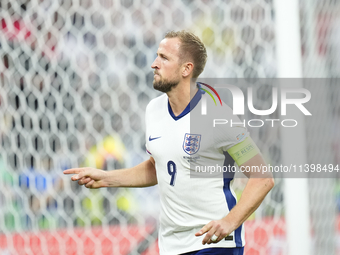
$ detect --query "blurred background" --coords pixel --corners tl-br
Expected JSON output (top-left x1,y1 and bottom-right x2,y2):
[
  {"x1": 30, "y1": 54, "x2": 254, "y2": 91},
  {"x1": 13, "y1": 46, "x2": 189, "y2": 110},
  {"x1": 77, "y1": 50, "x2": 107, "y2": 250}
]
[{"x1": 0, "y1": 0, "x2": 339, "y2": 254}]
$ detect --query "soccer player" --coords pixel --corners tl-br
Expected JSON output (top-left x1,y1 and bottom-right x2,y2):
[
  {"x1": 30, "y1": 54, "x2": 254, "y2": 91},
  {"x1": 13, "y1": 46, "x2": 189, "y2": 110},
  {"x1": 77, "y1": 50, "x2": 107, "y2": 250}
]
[{"x1": 64, "y1": 30, "x2": 274, "y2": 255}]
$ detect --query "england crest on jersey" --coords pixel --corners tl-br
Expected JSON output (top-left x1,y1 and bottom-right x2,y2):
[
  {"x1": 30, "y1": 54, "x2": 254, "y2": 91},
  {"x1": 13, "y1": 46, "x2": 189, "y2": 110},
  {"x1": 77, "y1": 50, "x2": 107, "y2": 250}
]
[{"x1": 183, "y1": 133, "x2": 201, "y2": 155}]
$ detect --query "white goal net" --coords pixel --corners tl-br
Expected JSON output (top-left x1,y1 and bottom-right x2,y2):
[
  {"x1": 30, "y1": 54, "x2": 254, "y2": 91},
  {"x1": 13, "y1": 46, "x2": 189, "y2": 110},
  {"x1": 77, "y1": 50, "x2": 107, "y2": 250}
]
[{"x1": 0, "y1": 0, "x2": 338, "y2": 254}]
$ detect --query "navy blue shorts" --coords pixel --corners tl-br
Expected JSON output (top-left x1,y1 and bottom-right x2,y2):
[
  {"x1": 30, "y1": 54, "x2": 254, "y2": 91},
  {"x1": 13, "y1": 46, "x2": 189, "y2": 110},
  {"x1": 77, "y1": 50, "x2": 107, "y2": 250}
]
[{"x1": 181, "y1": 247, "x2": 244, "y2": 255}]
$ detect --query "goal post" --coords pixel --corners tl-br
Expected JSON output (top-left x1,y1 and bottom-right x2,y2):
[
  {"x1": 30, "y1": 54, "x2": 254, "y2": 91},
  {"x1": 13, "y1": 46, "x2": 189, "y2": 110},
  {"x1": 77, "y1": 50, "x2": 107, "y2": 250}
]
[{"x1": 273, "y1": 1, "x2": 311, "y2": 255}]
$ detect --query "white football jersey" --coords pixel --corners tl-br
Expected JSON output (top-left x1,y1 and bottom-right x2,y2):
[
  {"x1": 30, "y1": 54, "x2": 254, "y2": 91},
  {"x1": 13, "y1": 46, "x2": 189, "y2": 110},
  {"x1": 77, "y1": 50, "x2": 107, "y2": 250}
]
[{"x1": 145, "y1": 87, "x2": 248, "y2": 255}]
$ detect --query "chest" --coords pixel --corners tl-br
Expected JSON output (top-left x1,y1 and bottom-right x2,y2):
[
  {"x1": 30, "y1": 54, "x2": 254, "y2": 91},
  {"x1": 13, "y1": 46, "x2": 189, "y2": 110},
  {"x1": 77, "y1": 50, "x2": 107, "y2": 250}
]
[{"x1": 146, "y1": 114, "x2": 223, "y2": 167}]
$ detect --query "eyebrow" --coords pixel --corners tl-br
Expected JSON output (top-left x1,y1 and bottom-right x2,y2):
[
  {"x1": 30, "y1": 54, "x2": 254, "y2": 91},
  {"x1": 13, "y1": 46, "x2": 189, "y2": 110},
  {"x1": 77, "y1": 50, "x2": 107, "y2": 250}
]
[{"x1": 156, "y1": 52, "x2": 170, "y2": 59}]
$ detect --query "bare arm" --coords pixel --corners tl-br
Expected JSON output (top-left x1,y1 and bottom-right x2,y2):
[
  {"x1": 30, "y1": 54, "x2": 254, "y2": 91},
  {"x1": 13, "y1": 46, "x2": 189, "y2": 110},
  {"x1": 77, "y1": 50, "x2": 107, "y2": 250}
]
[
  {"x1": 196, "y1": 153, "x2": 274, "y2": 244},
  {"x1": 221, "y1": 154, "x2": 274, "y2": 230},
  {"x1": 63, "y1": 157, "x2": 157, "y2": 188}
]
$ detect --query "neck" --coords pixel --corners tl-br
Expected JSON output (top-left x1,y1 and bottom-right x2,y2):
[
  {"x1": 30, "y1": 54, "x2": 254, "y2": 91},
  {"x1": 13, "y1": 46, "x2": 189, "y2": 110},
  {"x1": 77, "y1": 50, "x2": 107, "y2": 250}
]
[{"x1": 167, "y1": 79, "x2": 198, "y2": 117}]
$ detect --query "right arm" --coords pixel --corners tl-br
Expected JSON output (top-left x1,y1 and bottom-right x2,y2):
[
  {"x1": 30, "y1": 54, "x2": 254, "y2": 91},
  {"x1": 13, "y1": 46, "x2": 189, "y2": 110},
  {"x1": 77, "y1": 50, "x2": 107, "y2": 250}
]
[{"x1": 63, "y1": 157, "x2": 157, "y2": 189}]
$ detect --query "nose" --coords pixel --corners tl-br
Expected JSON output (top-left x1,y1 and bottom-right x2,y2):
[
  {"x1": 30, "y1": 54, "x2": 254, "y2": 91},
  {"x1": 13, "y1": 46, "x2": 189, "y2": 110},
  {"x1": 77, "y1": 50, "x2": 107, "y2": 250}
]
[{"x1": 151, "y1": 56, "x2": 159, "y2": 69}]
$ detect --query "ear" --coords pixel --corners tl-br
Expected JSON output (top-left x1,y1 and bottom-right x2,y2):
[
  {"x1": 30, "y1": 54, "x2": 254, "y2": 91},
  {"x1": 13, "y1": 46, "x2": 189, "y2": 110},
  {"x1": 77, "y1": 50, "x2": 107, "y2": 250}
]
[{"x1": 182, "y1": 62, "x2": 194, "y2": 78}]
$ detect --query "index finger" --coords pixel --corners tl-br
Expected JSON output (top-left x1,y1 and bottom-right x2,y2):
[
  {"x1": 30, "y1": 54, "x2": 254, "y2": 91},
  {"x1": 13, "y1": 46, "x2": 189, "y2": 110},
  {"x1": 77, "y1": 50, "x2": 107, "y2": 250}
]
[
  {"x1": 195, "y1": 221, "x2": 212, "y2": 236},
  {"x1": 63, "y1": 168, "x2": 82, "y2": 175}
]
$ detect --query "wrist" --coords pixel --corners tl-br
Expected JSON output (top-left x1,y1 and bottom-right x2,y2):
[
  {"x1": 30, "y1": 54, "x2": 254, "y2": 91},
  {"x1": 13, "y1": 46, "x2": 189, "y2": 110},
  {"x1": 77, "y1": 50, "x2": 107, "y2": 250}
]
[
  {"x1": 93, "y1": 169, "x2": 107, "y2": 188},
  {"x1": 104, "y1": 169, "x2": 120, "y2": 187},
  {"x1": 222, "y1": 213, "x2": 240, "y2": 233}
]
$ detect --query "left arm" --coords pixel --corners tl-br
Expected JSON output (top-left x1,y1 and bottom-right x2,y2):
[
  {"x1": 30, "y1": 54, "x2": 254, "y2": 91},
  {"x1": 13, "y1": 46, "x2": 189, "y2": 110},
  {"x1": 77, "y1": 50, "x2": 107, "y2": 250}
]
[{"x1": 195, "y1": 153, "x2": 274, "y2": 245}]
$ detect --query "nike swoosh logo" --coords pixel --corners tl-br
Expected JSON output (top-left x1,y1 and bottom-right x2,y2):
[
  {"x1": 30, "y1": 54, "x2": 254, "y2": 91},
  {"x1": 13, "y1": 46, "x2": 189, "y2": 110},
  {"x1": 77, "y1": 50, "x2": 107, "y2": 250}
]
[{"x1": 149, "y1": 136, "x2": 161, "y2": 141}]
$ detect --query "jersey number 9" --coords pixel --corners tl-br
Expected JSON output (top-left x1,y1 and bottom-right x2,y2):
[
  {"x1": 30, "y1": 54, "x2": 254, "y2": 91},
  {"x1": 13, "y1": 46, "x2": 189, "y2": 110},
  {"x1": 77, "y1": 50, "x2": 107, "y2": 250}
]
[{"x1": 167, "y1": 161, "x2": 177, "y2": 186}]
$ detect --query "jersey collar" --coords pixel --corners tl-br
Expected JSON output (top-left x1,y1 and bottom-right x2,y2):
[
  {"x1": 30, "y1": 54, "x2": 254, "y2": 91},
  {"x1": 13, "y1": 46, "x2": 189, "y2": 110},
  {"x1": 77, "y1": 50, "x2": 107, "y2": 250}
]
[{"x1": 167, "y1": 83, "x2": 205, "y2": 121}]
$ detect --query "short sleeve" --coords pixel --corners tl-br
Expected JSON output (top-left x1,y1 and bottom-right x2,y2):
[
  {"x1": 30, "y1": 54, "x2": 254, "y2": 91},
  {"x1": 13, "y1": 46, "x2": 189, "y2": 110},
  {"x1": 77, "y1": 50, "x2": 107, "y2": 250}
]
[{"x1": 212, "y1": 104, "x2": 249, "y2": 152}]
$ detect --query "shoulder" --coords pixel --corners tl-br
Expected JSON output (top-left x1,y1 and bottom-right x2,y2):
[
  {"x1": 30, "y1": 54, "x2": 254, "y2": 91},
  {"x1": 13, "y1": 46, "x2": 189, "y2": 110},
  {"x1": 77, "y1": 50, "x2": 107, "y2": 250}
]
[
  {"x1": 202, "y1": 93, "x2": 239, "y2": 121},
  {"x1": 146, "y1": 94, "x2": 168, "y2": 113},
  {"x1": 145, "y1": 94, "x2": 168, "y2": 128}
]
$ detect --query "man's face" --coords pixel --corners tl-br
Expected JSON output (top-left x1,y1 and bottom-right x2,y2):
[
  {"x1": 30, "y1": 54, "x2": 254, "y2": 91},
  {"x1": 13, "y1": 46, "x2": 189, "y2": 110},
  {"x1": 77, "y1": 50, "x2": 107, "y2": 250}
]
[{"x1": 151, "y1": 38, "x2": 182, "y2": 93}]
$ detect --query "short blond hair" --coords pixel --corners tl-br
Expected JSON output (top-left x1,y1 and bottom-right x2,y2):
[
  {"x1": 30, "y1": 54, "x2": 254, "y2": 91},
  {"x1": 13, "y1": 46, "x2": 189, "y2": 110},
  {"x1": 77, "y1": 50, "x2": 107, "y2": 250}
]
[{"x1": 165, "y1": 30, "x2": 207, "y2": 79}]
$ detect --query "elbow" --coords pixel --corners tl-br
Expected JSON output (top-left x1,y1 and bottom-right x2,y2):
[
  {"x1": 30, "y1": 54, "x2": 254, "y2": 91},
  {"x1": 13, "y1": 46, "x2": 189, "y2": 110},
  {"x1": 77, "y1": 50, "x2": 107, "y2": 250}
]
[{"x1": 267, "y1": 177, "x2": 275, "y2": 191}]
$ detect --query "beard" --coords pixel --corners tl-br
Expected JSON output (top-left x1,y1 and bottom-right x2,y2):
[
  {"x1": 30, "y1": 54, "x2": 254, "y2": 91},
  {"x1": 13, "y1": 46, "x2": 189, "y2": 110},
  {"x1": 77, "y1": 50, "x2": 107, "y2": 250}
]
[{"x1": 153, "y1": 75, "x2": 180, "y2": 93}]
